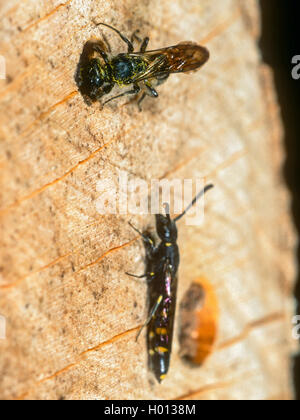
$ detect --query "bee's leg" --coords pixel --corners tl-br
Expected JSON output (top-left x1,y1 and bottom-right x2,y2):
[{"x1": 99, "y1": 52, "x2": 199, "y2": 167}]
[
  {"x1": 144, "y1": 81, "x2": 158, "y2": 98},
  {"x1": 156, "y1": 73, "x2": 169, "y2": 86},
  {"x1": 140, "y1": 37, "x2": 149, "y2": 53},
  {"x1": 101, "y1": 33, "x2": 112, "y2": 53},
  {"x1": 130, "y1": 30, "x2": 149, "y2": 52},
  {"x1": 103, "y1": 84, "x2": 140, "y2": 106},
  {"x1": 137, "y1": 93, "x2": 146, "y2": 111},
  {"x1": 136, "y1": 295, "x2": 163, "y2": 341},
  {"x1": 80, "y1": 40, "x2": 108, "y2": 60},
  {"x1": 131, "y1": 29, "x2": 142, "y2": 43},
  {"x1": 95, "y1": 83, "x2": 114, "y2": 105},
  {"x1": 137, "y1": 81, "x2": 158, "y2": 111},
  {"x1": 82, "y1": 95, "x2": 94, "y2": 106},
  {"x1": 94, "y1": 22, "x2": 134, "y2": 53}
]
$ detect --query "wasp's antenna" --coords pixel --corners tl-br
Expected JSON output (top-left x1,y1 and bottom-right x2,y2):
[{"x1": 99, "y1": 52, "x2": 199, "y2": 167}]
[
  {"x1": 163, "y1": 202, "x2": 172, "y2": 221},
  {"x1": 173, "y1": 184, "x2": 214, "y2": 223}
]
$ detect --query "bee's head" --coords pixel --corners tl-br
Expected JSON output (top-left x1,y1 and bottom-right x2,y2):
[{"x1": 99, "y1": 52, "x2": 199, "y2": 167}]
[
  {"x1": 156, "y1": 204, "x2": 177, "y2": 243},
  {"x1": 75, "y1": 58, "x2": 111, "y2": 101},
  {"x1": 75, "y1": 41, "x2": 113, "y2": 103}
]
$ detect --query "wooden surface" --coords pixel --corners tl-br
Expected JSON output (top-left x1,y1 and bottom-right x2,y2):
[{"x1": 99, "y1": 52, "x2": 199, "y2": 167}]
[{"x1": 0, "y1": 0, "x2": 297, "y2": 400}]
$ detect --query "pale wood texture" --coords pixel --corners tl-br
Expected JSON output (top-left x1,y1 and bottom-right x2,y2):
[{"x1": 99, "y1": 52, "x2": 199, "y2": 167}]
[{"x1": 0, "y1": 0, "x2": 297, "y2": 400}]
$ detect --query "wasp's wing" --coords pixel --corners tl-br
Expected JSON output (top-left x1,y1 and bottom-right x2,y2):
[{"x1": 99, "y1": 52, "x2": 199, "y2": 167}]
[{"x1": 131, "y1": 42, "x2": 209, "y2": 83}]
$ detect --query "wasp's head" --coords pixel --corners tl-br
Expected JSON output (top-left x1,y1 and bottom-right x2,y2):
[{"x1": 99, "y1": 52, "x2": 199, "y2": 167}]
[{"x1": 155, "y1": 210, "x2": 177, "y2": 243}]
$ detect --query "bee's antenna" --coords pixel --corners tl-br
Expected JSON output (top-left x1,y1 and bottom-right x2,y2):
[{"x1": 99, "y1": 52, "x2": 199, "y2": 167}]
[
  {"x1": 93, "y1": 21, "x2": 134, "y2": 53},
  {"x1": 173, "y1": 184, "x2": 214, "y2": 223}
]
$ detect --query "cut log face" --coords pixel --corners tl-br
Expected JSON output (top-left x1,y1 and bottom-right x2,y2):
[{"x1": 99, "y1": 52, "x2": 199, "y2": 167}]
[{"x1": 0, "y1": 0, "x2": 297, "y2": 400}]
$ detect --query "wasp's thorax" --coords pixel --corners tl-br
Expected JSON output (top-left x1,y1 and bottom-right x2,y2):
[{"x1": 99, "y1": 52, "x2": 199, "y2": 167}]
[{"x1": 155, "y1": 214, "x2": 178, "y2": 243}]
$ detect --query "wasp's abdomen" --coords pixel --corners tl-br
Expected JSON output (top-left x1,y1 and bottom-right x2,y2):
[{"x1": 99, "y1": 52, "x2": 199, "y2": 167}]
[
  {"x1": 150, "y1": 350, "x2": 170, "y2": 383},
  {"x1": 148, "y1": 298, "x2": 174, "y2": 383}
]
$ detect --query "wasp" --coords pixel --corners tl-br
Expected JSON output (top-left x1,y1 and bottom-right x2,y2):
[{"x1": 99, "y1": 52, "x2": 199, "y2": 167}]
[
  {"x1": 126, "y1": 184, "x2": 214, "y2": 383},
  {"x1": 75, "y1": 22, "x2": 209, "y2": 109}
]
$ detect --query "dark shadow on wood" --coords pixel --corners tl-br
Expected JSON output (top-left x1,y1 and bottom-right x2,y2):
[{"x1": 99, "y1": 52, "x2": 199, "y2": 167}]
[{"x1": 259, "y1": 0, "x2": 300, "y2": 400}]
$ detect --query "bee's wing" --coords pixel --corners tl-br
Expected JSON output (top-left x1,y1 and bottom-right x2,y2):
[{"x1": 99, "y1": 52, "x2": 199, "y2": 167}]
[
  {"x1": 131, "y1": 42, "x2": 209, "y2": 82},
  {"x1": 130, "y1": 54, "x2": 168, "y2": 83}
]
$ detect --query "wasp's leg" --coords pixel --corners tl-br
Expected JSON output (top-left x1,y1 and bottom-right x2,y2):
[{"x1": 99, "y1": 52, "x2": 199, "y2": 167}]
[
  {"x1": 103, "y1": 84, "x2": 140, "y2": 106},
  {"x1": 94, "y1": 22, "x2": 134, "y2": 53},
  {"x1": 128, "y1": 221, "x2": 155, "y2": 250},
  {"x1": 126, "y1": 271, "x2": 155, "y2": 284},
  {"x1": 136, "y1": 295, "x2": 163, "y2": 342},
  {"x1": 126, "y1": 272, "x2": 147, "y2": 279},
  {"x1": 128, "y1": 221, "x2": 147, "y2": 240}
]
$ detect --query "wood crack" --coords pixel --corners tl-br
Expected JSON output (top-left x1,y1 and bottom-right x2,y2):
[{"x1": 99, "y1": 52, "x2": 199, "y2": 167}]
[
  {"x1": 16, "y1": 325, "x2": 140, "y2": 400},
  {"x1": 0, "y1": 136, "x2": 114, "y2": 216},
  {"x1": 23, "y1": 0, "x2": 73, "y2": 32},
  {"x1": 15, "y1": 312, "x2": 283, "y2": 400}
]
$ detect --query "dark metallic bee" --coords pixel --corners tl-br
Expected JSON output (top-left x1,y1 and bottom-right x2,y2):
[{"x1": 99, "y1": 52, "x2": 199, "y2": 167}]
[
  {"x1": 75, "y1": 22, "x2": 209, "y2": 109},
  {"x1": 126, "y1": 184, "x2": 214, "y2": 383}
]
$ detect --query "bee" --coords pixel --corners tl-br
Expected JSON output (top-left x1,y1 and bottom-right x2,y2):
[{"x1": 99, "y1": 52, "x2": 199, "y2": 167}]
[
  {"x1": 126, "y1": 184, "x2": 214, "y2": 383},
  {"x1": 75, "y1": 22, "x2": 209, "y2": 109}
]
